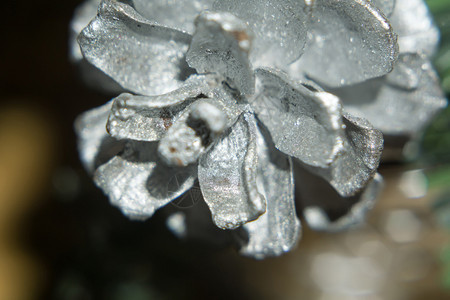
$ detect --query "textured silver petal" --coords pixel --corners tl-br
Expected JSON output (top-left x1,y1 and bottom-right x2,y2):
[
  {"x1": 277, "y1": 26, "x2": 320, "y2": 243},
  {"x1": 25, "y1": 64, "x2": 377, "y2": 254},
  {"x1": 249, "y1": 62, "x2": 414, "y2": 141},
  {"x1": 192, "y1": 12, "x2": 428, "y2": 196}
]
[
  {"x1": 129, "y1": 0, "x2": 214, "y2": 33},
  {"x1": 390, "y1": 0, "x2": 440, "y2": 56},
  {"x1": 289, "y1": 0, "x2": 398, "y2": 87},
  {"x1": 71, "y1": 0, "x2": 125, "y2": 93},
  {"x1": 332, "y1": 54, "x2": 448, "y2": 138},
  {"x1": 207, "y1": 79, "x2": 250, "y2": 120},
  {"x1": 213, "y1": 0, "x2": 309, "y2": 68},
  {"x1": 369, "y1": 0, "x2": 396, "y2": 16},
  {"x1": 70, "y1": 0, "x2": 101, "y2": 62},
  {"x1": 107, "y1": 76, "x2": 210, "y2": 141},
  {"x1": 296, "y1": 163, "x2": 383, "y2": 232},
  {"x1": 252, "y1": 68, "x2": 344, "y2": 168},
  {"x1": 186, "y1": 11, "x2": 255, "y2": 95},
  {"x1": 74, "y1": 101, "x2": 125, "y2": 174},
  {"x1": 239, "y1": 121, "x2": 301, "y2": 259},
  {"x1": 107, "y1": 75, "x2": 246, "y2": 143},
  {"x1": 306, "y1": 113, "x2": 383, "y2": 197},
  {"x1": 78, "y1": 0, "x2": 193, "y2": 96},
  {"x1": 108, "y1": 93, "x2": 194, "y2": 142},
  {"x1": 94, "y1": 141, "x2": 196, "y2": 220},
  {"x1": 198, "y1": 112, "x2": 265, "y2": 230}
]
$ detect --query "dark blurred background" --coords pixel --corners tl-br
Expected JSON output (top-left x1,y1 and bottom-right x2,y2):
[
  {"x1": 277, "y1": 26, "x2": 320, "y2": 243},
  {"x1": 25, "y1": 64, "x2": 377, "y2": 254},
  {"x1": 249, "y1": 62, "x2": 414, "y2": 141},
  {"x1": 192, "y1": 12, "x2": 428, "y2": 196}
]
[{"x1": 1, "y1": 0, "x2": 450, "y2": 299}]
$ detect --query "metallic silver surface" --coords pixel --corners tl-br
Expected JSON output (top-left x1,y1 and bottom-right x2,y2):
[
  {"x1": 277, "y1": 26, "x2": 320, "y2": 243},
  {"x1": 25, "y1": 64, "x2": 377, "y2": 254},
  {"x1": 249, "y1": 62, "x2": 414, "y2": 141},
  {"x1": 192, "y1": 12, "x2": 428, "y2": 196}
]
[
  {"x1": 108, "y1": 92, "x2": 195, "y2": 142},
  {"x1": 130, "y1": 0, "x2": 214, "y2": 34},
  {"x1": 78, "y1": 0, "x2": 193, "y2": 96},
  {"x1": 74, "y1": 101, "x2": 125, "y2": 173},
  {"x1": 290, "y1": 0, "x2": 398, "y2": 87},
  {"x1": 157, "y1": 99, "x2": 228, "y2": 167},
  {"x1": 186, "y1": 11, "x2": 255, "y2": 95},
  {"x1": 106, "y1": 74, "x2": 245, "y2": 144},
  {"x1": 213, "y1": 0, "x2": 309, "y2": 68},
  {"x1": 71, "y1": 0, "x2": 125, "y2": 93},
  {"x1": 370, "y1": 0, "x2": 396, "y2": 16},
  {"x1": 198, "y1": 112, "x2": 266, "y2": 230},
  {"x1": 157, "y1": 110, "x2": 205, "y2": 167},
  {"x1": 239, "y1": 117, "x2": 301, "y2": 259},
  {"x1": 70, "y1": 0, "x2": 100, "y2": 62},
  {"x1": 106, "y1": 76, "x2": 210, "y2": 141},
  {"x1": 331, "y1": 54, "x2": 447, "y2": 138},
  {"x1": 390, "y1": 0, "x2": 440, "y2": 56},
  {"x1": 189, "y1": 101, "x2": 228, "y2": 134},
  {"x1": 304, "y1": 113, "x2": 383, "y2": 197},
  {"x1": 253, "y1": 68, "x2": 344, "y2": 169},
  {"x1": 94, "y1": 141, "x2": 197, "y2": 220},
  {"x1": 72, "y1": 0, "x2": 445, "y2": 258}
]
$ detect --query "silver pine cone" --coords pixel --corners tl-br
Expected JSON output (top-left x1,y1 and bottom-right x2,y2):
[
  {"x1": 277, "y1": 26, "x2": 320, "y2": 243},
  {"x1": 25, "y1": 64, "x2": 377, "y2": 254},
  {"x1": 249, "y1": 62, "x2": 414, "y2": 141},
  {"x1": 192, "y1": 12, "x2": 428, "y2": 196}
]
[{"x1": 72, "y1": 0, "x2": 446, "y2": 259}]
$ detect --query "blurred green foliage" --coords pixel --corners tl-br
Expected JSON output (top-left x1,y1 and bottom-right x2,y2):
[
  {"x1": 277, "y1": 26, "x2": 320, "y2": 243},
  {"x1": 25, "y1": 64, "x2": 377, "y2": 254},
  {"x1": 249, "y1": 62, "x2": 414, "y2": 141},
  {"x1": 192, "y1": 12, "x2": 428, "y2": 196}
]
[
  {"x1": 424, "y1": 0, "x2": 450, "y2": 290},
  {"x1": 428, "y1": 0, "x2": 450, "y2": 94},
  {"x1": 440, "y1": 244, "x2": 450, "y2": 289},
  {"x1": 422, "y1": 0, "x2": 450, "y2": 165}
]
